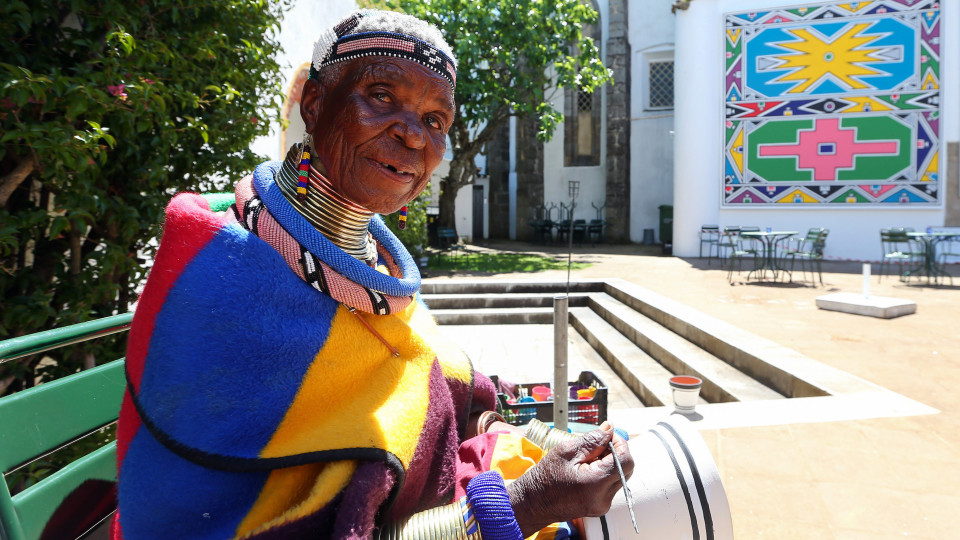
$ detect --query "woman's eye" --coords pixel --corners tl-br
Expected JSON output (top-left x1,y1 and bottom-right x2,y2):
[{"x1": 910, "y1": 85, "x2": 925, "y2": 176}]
[
  {"x1": 373, "y1": 92, "x2": 391, "y2": 103},
  {"x1": 426, "y1": 116, "x2": 441, "y2": 129}
]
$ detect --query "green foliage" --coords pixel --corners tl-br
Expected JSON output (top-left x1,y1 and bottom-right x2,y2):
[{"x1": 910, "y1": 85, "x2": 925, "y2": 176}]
[
  {"x1": 363, "y1": 0, "x2": 612, "y2": 229},
  {"x1": 428, "y1": 251, "x2": 590, "y2": 273},
  {"x1": 0, "y1": 0, "x2": 291, "y2": 395},
  {"x1": 383, "y1": 185, "x2": 431, "y2": 260}
]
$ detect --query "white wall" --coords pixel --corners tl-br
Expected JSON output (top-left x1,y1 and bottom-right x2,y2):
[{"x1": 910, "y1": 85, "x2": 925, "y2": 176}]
[
  {"x1": 250, "y1": 0, "x2": 357, "y2": 160},
  {"x1": 629, "y1": 0, "x2": 676, "y2": 243},
  {"x1": 542, "y1": 83, "x2": 607, "y2": 224},
  {"x1": 673, "y1": 0, "x2": 958, "y2": 261},
  {"x1": 453, "y1": 177, "x2": 489, "y2": 242}
]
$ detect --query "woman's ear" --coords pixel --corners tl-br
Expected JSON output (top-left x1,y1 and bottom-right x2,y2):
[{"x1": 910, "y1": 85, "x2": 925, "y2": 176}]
[{"x1": 300, "y1": 79, "x2": 323, "y2": 134}]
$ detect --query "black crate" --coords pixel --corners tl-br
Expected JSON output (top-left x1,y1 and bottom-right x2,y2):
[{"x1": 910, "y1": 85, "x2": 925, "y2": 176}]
[{"x1": 489, "y1": 371, "x2": 607, "y2": 427}]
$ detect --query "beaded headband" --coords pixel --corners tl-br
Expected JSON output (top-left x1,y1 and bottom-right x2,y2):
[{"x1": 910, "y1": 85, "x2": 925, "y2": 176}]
[{"x1": 311, "y1": 13, "x2": 457, "y2": 88}]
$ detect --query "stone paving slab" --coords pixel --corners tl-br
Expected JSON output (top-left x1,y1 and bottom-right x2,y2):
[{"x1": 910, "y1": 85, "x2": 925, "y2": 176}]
[{"x1": 424, "y1": 240, "x2": 960, "y2": 538}]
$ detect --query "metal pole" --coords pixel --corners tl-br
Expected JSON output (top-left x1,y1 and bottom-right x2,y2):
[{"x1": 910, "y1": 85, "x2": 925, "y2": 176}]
[
  {"x1": 553, "y1": 296, "x2": 568, "y2": 432},
  {"x1": 566, "y1": 201, "x2": 575, "y2": 296}
]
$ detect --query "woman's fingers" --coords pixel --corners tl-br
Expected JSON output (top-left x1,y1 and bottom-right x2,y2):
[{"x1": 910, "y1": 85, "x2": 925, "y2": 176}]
[
  {"x1": 572, "y1": 425, "x2": 614, "y2": 463},
  {"x1": 510, "y1": 422, "x2": 638, "y2": 527}
]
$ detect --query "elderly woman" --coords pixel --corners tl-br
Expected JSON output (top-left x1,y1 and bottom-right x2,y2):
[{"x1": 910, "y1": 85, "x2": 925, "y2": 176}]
[{"x1": 113, "y1": 10, "x2": 632, "y2": 540}]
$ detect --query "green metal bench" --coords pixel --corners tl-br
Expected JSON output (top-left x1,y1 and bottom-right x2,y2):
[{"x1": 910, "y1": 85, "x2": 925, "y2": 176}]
[{"x1": 0, "y1": 313, "x2": 131, "y2": 540}]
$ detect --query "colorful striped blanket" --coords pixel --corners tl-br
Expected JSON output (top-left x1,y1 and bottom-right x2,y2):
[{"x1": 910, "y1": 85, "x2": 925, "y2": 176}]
[{"x1": 113, "y1": 161, "x2": 497, "y2": 539}]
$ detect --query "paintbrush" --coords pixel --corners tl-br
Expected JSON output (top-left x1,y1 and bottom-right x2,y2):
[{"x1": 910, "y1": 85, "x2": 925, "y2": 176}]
[{"x1": 610, "y1": 440, "x2": 639, "y2": 534}]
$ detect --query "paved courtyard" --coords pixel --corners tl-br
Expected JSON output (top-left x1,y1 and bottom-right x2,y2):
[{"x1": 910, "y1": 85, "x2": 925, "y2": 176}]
[{"x1": 425, "y1": 240, "x2": 960, "y2": 539}]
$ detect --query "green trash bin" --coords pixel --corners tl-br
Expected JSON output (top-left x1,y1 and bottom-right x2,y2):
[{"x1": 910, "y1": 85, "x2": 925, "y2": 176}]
[{"x1": 658, "y1": 204, "x2": 673, "y2": 254}]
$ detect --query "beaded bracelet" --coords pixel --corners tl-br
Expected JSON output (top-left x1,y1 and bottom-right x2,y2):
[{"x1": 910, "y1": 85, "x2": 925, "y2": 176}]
[{"x1": 465, "y1": 471, "x2": 523, "y2": 540}]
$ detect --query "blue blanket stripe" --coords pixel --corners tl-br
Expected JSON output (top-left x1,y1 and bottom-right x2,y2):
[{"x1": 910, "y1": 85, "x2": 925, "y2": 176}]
[
  {"x1": 119, "y1": 426, "x2": 269, "y2": 539},
  {"x1": 137, "y1": 224, "x2": 340, "y2": 458}
]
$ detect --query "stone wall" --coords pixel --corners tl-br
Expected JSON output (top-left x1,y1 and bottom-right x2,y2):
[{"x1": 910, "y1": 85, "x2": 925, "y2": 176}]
[
  {"x1": 486, "y1": 120, "x2": 512, "y2": 238},
  {"x1": 515, "y1": 114, "x2": 545, "y2": 241},
  {"x1": 947, "y1": 142, "x2": 960, "y2": 227},
  {"x1": 605, "y1": 0, "x2": 631, "y2": 242}
]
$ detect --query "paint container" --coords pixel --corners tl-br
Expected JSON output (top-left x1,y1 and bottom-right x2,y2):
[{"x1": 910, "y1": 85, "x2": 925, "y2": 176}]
[
  {"x1": 581, "y1": 415, "x2": 733, "y2": 539},
  {"x1": 669, "y1": 375, "x2": 703, "y2": 414},
  {"x1": 577, "y1": 388, "x2": 596, "y2": 400},
  {"x1": 532, "y1": 385, "x2": 552, "y2": 402},
  {"x1": 569, "y1": 384, "x2": 587, "y2": 399}
]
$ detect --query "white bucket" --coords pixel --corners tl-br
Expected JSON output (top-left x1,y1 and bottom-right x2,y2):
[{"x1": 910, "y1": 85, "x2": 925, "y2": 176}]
[{"x1": 583, "y1": 415, "x2": 733, "y2": 539}]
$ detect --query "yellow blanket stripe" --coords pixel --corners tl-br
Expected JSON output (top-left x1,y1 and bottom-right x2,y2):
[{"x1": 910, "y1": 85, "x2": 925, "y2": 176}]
[
  {"x1": 259, "y1": 302, "x2": 430, "y2": 463},
  {"x1": 239, "y1": 298, "x2": 474, "y2": 535},
  {"x1": 488, "y1": 434, "x2": 543, "y2": 482},
  {"x1": 236, "y1": 461, "x2": 356, "y2": 538},
  {"x1": 408, "y1": 295, "x2": 473, "y2": 383}
]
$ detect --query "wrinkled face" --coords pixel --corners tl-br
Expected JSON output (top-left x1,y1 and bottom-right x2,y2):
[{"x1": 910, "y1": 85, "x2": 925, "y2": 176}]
[{"x1": 300, "y1": 57, "x2": 454, "y2": 214}]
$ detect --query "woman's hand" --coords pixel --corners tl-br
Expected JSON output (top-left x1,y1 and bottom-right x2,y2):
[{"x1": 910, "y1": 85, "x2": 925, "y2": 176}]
[{"x1": 507, "y1": 423, "x2": 634, "y2": 536}]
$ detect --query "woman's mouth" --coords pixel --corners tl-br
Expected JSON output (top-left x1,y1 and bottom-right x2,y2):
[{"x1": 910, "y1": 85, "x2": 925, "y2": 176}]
[{"x1": 370, "y1": 159, "x2": 416, "y2": 182}]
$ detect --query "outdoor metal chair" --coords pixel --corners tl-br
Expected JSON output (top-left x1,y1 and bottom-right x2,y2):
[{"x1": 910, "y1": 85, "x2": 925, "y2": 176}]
[
  {"x1": 784, "y1": 228, "x2": 828, "y2": 285},
  {"x1": 717, "y1": 225, "x2": 741, "y2": 260},
  {"x1": 587, "y1": 219, "x2": 605, "y2": 244},
  {"x1": 699, "y1": 225, "x2": 721, "y2": 264},
  {"x1": 879, "y1": 228, "x2": 924, "y2": 282},
  {"x1": 726, "y1": 227, "x2": 759, "y2": 282},
  {"x1": 572, "y1": 219, "x2": 587, "y2": 246},
  {"x1": 556, "y1": 219, "x2": 571, "y2": 243},
  {"x1": 936, "y1": 234, "x2": 960, "y2": 286},
  {"x1": 528, "y1": 204, "x2": 556, "y2": 245}
]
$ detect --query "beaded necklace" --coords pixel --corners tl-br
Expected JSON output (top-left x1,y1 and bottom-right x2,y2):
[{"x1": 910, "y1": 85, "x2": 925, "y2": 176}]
[{"x1": 275, "y1": 144, "x2": 378, "y2": 262}]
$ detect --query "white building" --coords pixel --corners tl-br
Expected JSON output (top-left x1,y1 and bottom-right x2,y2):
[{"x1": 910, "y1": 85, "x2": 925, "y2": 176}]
[
  {"x1": 489, "y1": 0, "x2": 958, "y2": 262},
  {"x1": 261, "y1": 0, "x2": 959, "y2": 262},
  {"x1": 250, "y1": 0, "x2": 357, "y2": 160}
]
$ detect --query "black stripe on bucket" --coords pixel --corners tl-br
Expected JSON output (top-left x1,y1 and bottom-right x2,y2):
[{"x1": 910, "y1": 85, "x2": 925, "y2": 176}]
[
  {"x1": 659, "y1": 421, "x2": 715, "y2": 540},
  {"x1": 651, "y1": 428, "x2": 700, "y2": 540}
]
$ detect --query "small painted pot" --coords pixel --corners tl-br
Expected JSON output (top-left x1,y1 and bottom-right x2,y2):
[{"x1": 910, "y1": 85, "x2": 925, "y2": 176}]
[{"x1": 669, "y1": 375, "x2": 703, "y2": 414}]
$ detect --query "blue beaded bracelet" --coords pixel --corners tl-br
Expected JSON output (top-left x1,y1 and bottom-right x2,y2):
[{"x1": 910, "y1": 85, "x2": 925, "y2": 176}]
[{"x1": 465, "y1": 471, "x2": 523, "y2": 540}]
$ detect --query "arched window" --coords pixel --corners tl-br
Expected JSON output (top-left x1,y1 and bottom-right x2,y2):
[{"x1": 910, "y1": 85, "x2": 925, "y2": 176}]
[
  {"x1": 564, "y1": 2, "x2": 601, "y2": 167},
  {"x1": 280, "y1": 63, "x2": 312, "y2": 154}
]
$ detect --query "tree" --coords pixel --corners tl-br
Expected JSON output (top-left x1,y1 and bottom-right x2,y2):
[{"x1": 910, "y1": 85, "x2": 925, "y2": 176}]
[
  {"x1": 364, "y1": 0, "x2": 611, "y2": 233},
  {"x1": 0, "y1": 0, "x2": 291, "y2": 395}
]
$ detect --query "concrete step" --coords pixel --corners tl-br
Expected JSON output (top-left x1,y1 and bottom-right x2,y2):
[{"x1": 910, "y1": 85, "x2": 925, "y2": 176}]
[
  {"x1": 588, "y1": 295, "x2": 785, "y2": 403},
  {"x1": 421, "y1": 281, "x2": 605, "y2": 295},
  {"x1": 422, "y1": 292, "x2": 591, "y2": 310},
  {"x1": 602, "y1": 280, "x2": 831, "y2": 398},
  {"x1": 430, "y1": 307, "x2": 554, "y2": 325},
  {"x1": 571, "y1": 307, "x2": 681, "y2": 407}
]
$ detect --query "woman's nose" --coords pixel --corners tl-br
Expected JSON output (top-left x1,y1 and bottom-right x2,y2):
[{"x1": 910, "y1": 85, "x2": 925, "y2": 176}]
[{"x1": 389, "y1": 112, "x2": 426, "y2": 149}]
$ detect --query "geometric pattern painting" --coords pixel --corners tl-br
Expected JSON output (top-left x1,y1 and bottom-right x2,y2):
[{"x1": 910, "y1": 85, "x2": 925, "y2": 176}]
[{"x1": 724, "y1": 0, "x2": 941, "y2": 205}]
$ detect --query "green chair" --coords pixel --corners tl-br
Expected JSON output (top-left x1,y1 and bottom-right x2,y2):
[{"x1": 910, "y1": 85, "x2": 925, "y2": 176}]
[
  {"x1": 879, "y1": 228, "x2": 924, "y2": 282},
  {"x1": 0, "y1": 314, "x2": 131, "y2": 540},
  {"x1": 572, "y1": 219, "x2": 587, "y2": 247},
  {"x1": 784, "y1": 228, "x2": 828, "y2": 285},
  {"x1": 726, "y1": 227, "x2": 759, "y2": 281},
  {"x1": 717, "y1": 225, "x2": 741, "y2": 261},
  {"x1": 587, "y1": 219, "x2": 606, "y2": 245},
  {"x1": 936, "y1": 234, "x2": 960, "y2": 286},
  {"x1": 698, "y1": 225, "x2": 721, "y2": 264}
]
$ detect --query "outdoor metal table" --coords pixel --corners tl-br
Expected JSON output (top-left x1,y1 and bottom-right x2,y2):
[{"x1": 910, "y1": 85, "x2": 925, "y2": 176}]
[
  {"x1": 905, "y1": 231, "x2": 957, "y2": 284},
  {"x1": 740, "y1": 230, "x2": 797, "y2": 281}
]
